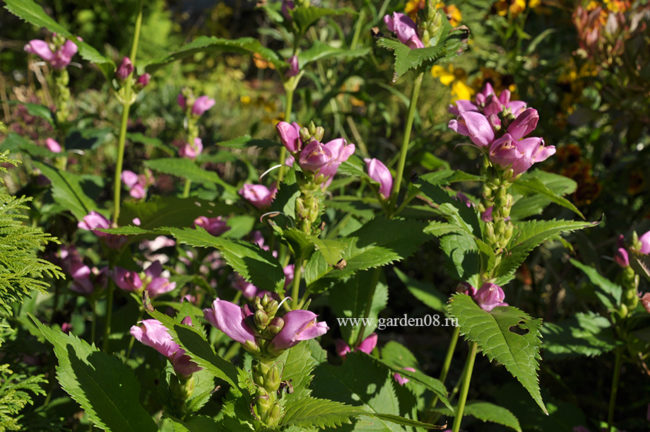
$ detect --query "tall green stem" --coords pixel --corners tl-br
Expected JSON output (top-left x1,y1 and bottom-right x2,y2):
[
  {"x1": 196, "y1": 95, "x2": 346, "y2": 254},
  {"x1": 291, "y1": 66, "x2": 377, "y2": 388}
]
[
  {"x1": 182, "y1": 179, "x2": 192, "y2": 198},
  {"x1": 452, "y1": 342, "x2": 478, "y2": 432},
  {"x1": 607, "y1": 347, "x2": 623, "y2": 432},
  {"x1": 391, "y1": 72, "x2": 424, "y2": 206},
  {"x1": 278, "y1": 86, "x2": 295, "y2": 182},
  {"x1": 291, "y1": 257, "x2": 304, "y2": 309},
  {"x1": 354, "y1": 267, "x2": 381, "y2": 347},
  {"x1": 439, "y1": 326, "x2": 460, "y2": 383}
]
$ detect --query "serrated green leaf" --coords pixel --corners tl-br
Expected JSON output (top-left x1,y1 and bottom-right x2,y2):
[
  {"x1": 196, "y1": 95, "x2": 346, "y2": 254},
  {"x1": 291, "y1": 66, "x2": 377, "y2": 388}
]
[
  {"x1": 313, "y1": 238, "x2": 347, "y2": 266},
  {"x1": 433, "y1": 401, "x2": 522, "y2": 431},
  {"x1": 541, "y1": 311, "x2": 616, "y2": 358},
  {"x1": 394, "y1": 267, "x2": 446, "y2": 312},
  {"x1": 569, "y1": 260, "x2": 622, "y2": 310},
  {"x1": 32, "y1": 161, "x2": 97, "y2": 220},
  {"x1": 281, "y1": 397, "x2": 361, "y2": 429},
  {"x1": 148, "y1": 310, "x2": 239, "y2": 389},
  {"x1": 447, "y1": 294, "x2": 546, "y2": 414},
  {"x1": 280, "y1": 340, "x2": 327, "y2": 403},
  {"x1": 290, "y1": 7, "x2": 354, "y2": 35},
  {"x1": 144, "y1": 36, "x2": 284, "y2": 72},
  {"x1": 4, "y1": 0, "x2": 114, "y2": 76},
  {"x1": 145, "y1": 158, "x2": 237, "y2": 197},
  {"x1": 167, "y1": 227, "x2": 285, "y2": 292},
  {"x1": 423, "y1": 221, "x2": 465, "y2": 237},
  {"x1": 511, "y1": 175, "x2": 584, "y2": 219},
  {"x1": 29, "y1": 315, "x2": 157, "y2": 432},
  {"x1": 298, "y1": 41, "x2": 370, "y2": 67},
  {"x1": 511, "y1": 171, "x2": 577, "y2": 220},
  {"x1": 494, "y1": 220, "x2": 596, "y2": 285}
]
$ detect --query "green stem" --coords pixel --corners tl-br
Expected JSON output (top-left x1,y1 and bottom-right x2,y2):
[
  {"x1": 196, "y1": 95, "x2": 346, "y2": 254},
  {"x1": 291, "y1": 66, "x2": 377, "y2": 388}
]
[
  {"x1": 391, "y1": 72, "x2": 424, "y2": 206},
  {"x1": 452, "y1": 342, "x2": 478, "y2": 432},
  {"x1": 103, "y1": 284, "x2": 114, "y2": 353},
  {"x1": 440, "y1": 326, "x2": 460, "y2": 384},
  {"x1": 182, "y1": 178, "x2": 192, "y2": 197},
  {"x1": 278, "y1": 87, "x2": 295, "y2": 183},
  {"x1": 350, "y1": 8, "x2": 366, "y2": 50},
  {"x1": 354, "y1": 267, "x2": 381, "y2": 347},
  {"x1": 607, "y1": 347, "x2": 623, "y2": 432},
  {"x1": 291, "y1": 257, "x2": 304, "y2": 309},
  {"x1": 90, "y1": 299, "x2": 97, "y2": 345}
]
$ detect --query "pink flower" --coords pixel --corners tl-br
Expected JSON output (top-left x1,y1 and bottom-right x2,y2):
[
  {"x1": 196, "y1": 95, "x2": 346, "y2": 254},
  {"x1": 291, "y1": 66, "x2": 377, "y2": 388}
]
[
  {"x1": 234, "y1": 274, "x2": 258, "y2": 299},
  {"x1": 270, "y1": 310, "x2": 328, "y2": 350},
  {"x1": 192, "y1": 96, "x2": 216, "y2": 116},
  {"x1": 116, "y1": 56, "x2": 134, "y2": 81},
  {"x1": 276, "y1": 121, "x2": 302, "y2": 153},
  {"x1": 639, "y1": 230, "x2": 650, "y2": 254},
  {"x1": 448, "y1": 111, "x2": 495, "y2": 148},
  {"x1": 335, "y1": 340, "x2": 352, "y2": 357},
  {"x1": 489, "y1": 134, "x2": 556, "y2": 176},
  {"x1": 481, "y1": 206, "x2": 493, "y2": 222},
  {"x1": 25, "y1": 39, "x2": 78, "y2": 69},
  {"x1": 614, "y1": 247, "x2": 629, "y2": 268},
  {"x1": 287, "y1": 55, "x2": 299, "y2": 77},
  {"x1": 507, "y1": 108, "x2": 539, "y2": 140},
  {"x1": 641, "y1": 293, "x2": 650, "y2": 313},
  {"x1": 78, "y1": 211, "x2": 125, "y2": 249},
  {"x1": 58, "y1": 246, "x2": 95, "y2": 294},
  {"x1": 112, "y1": 267, "x2": 142, "y2": 292},
  {"x1": 283, "y1": 264, "x2": 295, "y2": 288},
  {"x1": 383, "y1": 13, "x2": 424, "y2": 49},
  {"x1": 194, "y1": 216, "x2": 230, "y2": 236},
  {"x1": 178, "y1": 137, "x2": 203, "y2": 159},
  {"x1": 121, "y1": 170, "x2": 150, "y2": 200},
  {"x1": 337, "y1": 333, "x2": 379, "y2": 358},
  {"x1": 61, "y1": 322, "x2": 72, "y2": 334},
  {"x1": 130, "y1": 319, "x2": 201, "y2": 376},
  {"x1": 45, "y1": 138, "x2": 62, "y2": 153},
  {"x1": 393, "y1": 367, "x2": 417, "y2": 386},
  {"x1": 239, "y1": 184, "x2": 277, "y2": 209},
  {"x1": 364, "y1": 158, "x2": 393, "y2": 199},
  {"x1": 136, "y1": 73, "x2": 150, "y2": 87},
  {"x1": 299, "y1": 138, "x2": 355, "y2": 180},
  {"x1": 282, "y1": 0, "x2": 295, "y2": 19},
  {"x1": 473, "y1": 282, "x2": 508, "y2": 312},
  {"x1": 203, "y1": 299, "x2": 256, "y2": 345},
  {"x1": 143, "y1": 261, "x2": 176, "y2": 297},
  {"x1": 177, "y1": 93, "x2": 186, "y2": 109}
]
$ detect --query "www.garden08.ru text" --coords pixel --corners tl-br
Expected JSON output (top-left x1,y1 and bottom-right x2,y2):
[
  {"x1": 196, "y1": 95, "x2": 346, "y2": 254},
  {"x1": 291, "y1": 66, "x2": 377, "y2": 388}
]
[{"x1": 336, "y1": 314, "x2": 458, "y2": 330}]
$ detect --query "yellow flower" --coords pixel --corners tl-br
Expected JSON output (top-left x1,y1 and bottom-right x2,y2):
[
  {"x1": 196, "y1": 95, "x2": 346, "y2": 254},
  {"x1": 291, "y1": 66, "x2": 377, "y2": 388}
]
[
  {"x1": 444, "y1": 5, "x2": 462, "y2": 26},
  {"x1": 405, "y1": 1, "x2": 462, "y2": 26},
  {"x1": 405, "y1": 0, "x2": 424, "y2": 20},
  {"x1": 431, "y1": 65, "x2": 474, "y2": 101},
  {"x1": 494, "y1": 0, "x2": 526, "y2": 17}
]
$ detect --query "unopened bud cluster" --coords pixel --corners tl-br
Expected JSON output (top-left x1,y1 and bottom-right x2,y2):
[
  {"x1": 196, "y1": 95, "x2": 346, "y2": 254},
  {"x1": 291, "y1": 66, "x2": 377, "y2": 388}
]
[{"x1": 480, "y1": 159, "x2": 514, "y2": 254}]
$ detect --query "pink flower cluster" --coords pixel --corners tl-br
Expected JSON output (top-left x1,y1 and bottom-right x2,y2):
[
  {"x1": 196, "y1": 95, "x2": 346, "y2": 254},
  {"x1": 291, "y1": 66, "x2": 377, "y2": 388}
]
[
  {"x1": 78, "y1": 211, "x2": 126, "y2": 249},
  {"x1": 121, "y1": 170, "x2": 153, "y2": 199},
  {"x1": 112, "y1": 261, "x2": 176, "y2": 298},
  {"x1": 178, "y1": 94, "x2": 215, "y2": 117},
  {"x1": 448, "y1": 83, "x2": 556, "y2": 176},
  {"x1": 239, "y1": 184, "x2": 277, "y2": 209},
  {"x1": 276, "y1": 122, "x2": 355, "y2": 185},
  {"x1": 383, "y1": 13, "x2": 424, "y2": 49},
  {"x1": 25, "y1": 38, "x2": 77, "y2": 69}
]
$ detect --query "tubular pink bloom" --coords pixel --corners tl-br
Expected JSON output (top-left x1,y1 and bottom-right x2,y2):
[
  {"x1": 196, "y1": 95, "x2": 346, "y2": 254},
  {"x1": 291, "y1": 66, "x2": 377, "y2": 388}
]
[
  {"x1": 179, "y1": 137, "x2": 203, "y2": 159},
  {"x1": 54, "y1": 40, "x2": 78, "y2": 68},
  {"x1": 129, "y1": 184, "x2": 146, "y2": 199},
  {"x1": 116, "y1": 56, "x2": 134, "y2": 80},
  {"x1": 121, "y1": 170, "x2": 147, "y2": 199},
  {"x1": 364, "y1": 158, "x2": 393, "y2": 199},
  {"x1": 25, "y1": 40, "x2": 55, "y2": 62},
  {"x1": 489, "y1": 134, "x2": 555, "y2": 176},
  {"x1": 192, "y1": 96, "x2": 215, "y2": 116},
  {"x1": 641, "y1": 293, "x2": 650, "y2": 313},
  {"x1": 234, "y1": 274, "x2": 258, "y2": 299},
  {"x1": 357, "y1": 333, "x2": 378, "y2": 354},
  {"x1": 177, "y1": 93, "x2": 186, "y2": 109},
  {"x1": 112, "y1": 267, "x2": 142, "y2": 292},
  {"x1": 130, "y1": 319, "x2": 200, "y2": 376},
  {"x1": 481, "y1": 206, "x2": 493, "y2": 222},
  {"x1": 287, "y1": 55, "x2": 299, "y2": 77},
  {"x1": 614, "y1": 247, "x2": 629, "y2": 268},
  {"x1": 239, "y1": 184, "x2": 277, "y2": 209},
  {"x1": 271, "y1": 310, "x2": 329, "y2": 350},
  {"x1": 136, "y1": 73, "x2": 150, "y2": 87},
  {"x1": 393, "y1": 367, "x2": 416, "y2": 386},
  {"x1": 460, "y1": 282, "x2": 477, "y2": 297},
  {"x1": 383, "y1": 13, "x2": 424, "y2": 49},
  {"x1": 473, "y1": 282, "x2": 508, "y2": 312},
  {"x1": 203, "y1": 298, "x2": 256, "y2": 344},
  {"x1": 507, "y1": 108, "x2": 539, "y2": 140},
  {"x1": 639, "y1": 231, "x2": 650, "y2": 254},
  {"x1": 299, "y1": 139, "x2": 332, "y2": 172},
  {"x1": 276, "y1": 121, "x2": 302, "y2": 153},
  {"x1": 121, "y1": 170, "x2": 139, "y2": 188},
  {"x1": 448, "y1": 100, "x2": 479, "y2": 116},
  {"x1": 451, "y1": 111, "x2": 495, "y2": 148},
  {"x1": 78, "y1": 211, "x2": 110, "y2": 234},
  {"x1": 194, "y1": 216, "x2": 230, "y2": 236},
  {"x1": 61, "y1": 322, "x2": 72, "y2": 334},
  {"x1": 143, "y1": 261, "x2": 176, "y2": 297},
  {"x1": 45, "y1": 138, "x2": 62, "y2": 153},
  {"x1": 313, "y1": 138, "x2": 355, "y2": 179},
  {"x1": 335, "y1": 340, "x2": 351, "y2": 358}
]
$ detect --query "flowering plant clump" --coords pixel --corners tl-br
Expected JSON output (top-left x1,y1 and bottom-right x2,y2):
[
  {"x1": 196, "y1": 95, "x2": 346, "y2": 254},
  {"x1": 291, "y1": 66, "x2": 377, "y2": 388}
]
[{"x1": 2, "y1": 0, "x2": 649, "y2": 431}]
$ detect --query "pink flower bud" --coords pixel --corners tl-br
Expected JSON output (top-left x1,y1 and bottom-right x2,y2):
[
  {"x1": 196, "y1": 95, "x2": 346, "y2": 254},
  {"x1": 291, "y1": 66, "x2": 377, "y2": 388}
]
[
  {"x1": 116, "y1": 56, "x2": 134, "y2": 81},
  {"x1": 25, "y1": 40, "x2": 54, "y2": 62},
  {"x1": 203, "y1": 299, "x2": 256, "y2": 344},
  {"x1": 276, "y1": 121, "x2": 302, "y2": 153},
  {"x1": 178, "y1": 137, "x2": 203, "y2": 159},
  {"x1": 112, "y1": 267, "x2": 142, "y2": 292},
  {"x1": 286, "y1": 55, "x2": 299, "y2": 77},
  {"x1": 177, "y1": 93, "x2": 186, "y2": 109},
  {"x1": 192, "y1": 96, "x2": 216, "y2": 116},
  {"x1": 364, "y1": 158, "x2": 393, "y2": 199},
  {"x1": 393, "y1": 367, "x2": 416, "y2": 386},
  {"x1": 473, "y1": 282, "x2": 508, "y2": 312},
  {"x1": 238, "y1": 184, "x2": 277, "y2": 209},
  {"x1": 640, "y1": 231, "x2": 650, "y2": 254},
  {"x1": 614, "y1": 247, "x2": 629, "y2": 268},
  {"x1": 282, "y1": 0, "x2": 295, "y2": 19},
  {"x1": 61, "y1": 322, "x2": 72, "y2": 334},
  {"x1": 507, "y1": 108, "x2": 539, "y2": 140},
  {"x1": 449, "y1": 111, "x2": 495, "y2": 148},
  {"x1": 642, "y1": 293, "x2": 650, "y2": 313},
  {"x1": 335, "y1": 340, "x2": 351, "y2": 358},
  {"x1": 481, "y1": 206, "x2": 493, "y2": 222},
  {"x1": 194, "y1": 216, "x2": 230, "y2": 236},
  {"x1": 45, "y1": 138, "x2": 62, "y2": 153},
  {"x1": 143, "y1": 261, "x2": 176, "y2": 297},
  {"x1": 383, "y1": 13, "x2": 424, "y2": 49},
  {"x1": 357, "y1": 333, "x2": 378, "y2": 354},
  {"x1": 270, "y1": 310, "x2": 328, "y2": 350},
  {"x1": 136, "y1": 73, "x2": 151, "y2": 87}
]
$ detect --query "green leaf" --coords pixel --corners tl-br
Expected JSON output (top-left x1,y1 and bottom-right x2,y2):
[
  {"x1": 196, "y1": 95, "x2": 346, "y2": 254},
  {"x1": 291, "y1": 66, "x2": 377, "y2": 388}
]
[
  {"x1": 4, "y1": 0, "x2": 114, "y2": 76},
  {"x1": 127, "y1": 132, "x2": 175, "y2": 155},
  {"x1": 447, "y1": 294, "x2": 546, "y2": 414},
  {"x1": 511, "y1": 175, "x2": 584, "y2": 219},
  {"x1": 281, "y1": 397, "x2": 361, "y2": 429},
  {"x1": 29, "y1": 316, "x2": 157, "y2": 432},
  {"x1": 290, "y1": 7, "x2": 354, "y2": 36},
  {"x1": 167, "y1": 227, "x2": 285, "y2": 292},
  {"x1": 511, "y1": 171, "x2": 577, "y2": 220},
  {"x1": 494, "y1": 220, "x2": 596, "y2": 285},
  {"x1": 32, "y1": 161, "x2": 97, "y2": 220},
  {"x1": 298, "y1": 41, "x2": 369, "y2": 67},
  {"x1": 433, "y1": 401, "x2": 522, "y2": 431},
  {"x1": 569, "y1": 260, "x2": 622, "y2": 311},
  {"x1": 1, "y1": 132, "x2": 58, "y2": 158},
  {"x1": 144, "y1": 36, "x2": 284, "y2": 72},
  {"x1": 418, "y1": 169, "x2": 482, "y2": 186},
  {"x1": 145, "y1": 158, "x2": 237, "y2": 197},
  {"x1": 394, "y1": 267, "x2": 446, "y2": 312},
  {"x1": 148, "y1": 310, "x2": 239, "y2": 389},
  {"x1": 313, "y1": 238, "x2": 347, "y2": 266},
  {"x1": 280, "y1": 340, "x2": 327, "y2": 403},
  {"x1": 541, "y1": 312, "x2": 616, "y2": 358}
]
